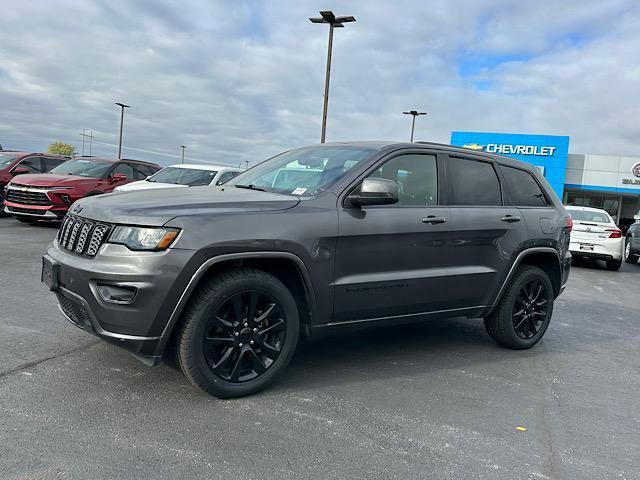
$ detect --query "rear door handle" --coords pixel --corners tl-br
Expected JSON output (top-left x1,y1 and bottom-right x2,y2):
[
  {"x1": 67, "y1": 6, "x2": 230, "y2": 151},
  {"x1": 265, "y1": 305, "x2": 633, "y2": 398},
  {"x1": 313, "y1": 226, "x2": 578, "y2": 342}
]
[
  {"x1": 501, "y1": 215, "x2": 521, "y2": 223},
  {"x1": 422, "y1": 216, "x2": 447, "y2": 224}
]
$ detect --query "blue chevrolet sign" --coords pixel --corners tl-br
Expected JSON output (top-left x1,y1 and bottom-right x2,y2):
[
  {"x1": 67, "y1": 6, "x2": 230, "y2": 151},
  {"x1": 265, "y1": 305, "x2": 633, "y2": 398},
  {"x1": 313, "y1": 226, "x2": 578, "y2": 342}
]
[{"x1": 450, "y1": 131, "x2": 570, "y2": 198}]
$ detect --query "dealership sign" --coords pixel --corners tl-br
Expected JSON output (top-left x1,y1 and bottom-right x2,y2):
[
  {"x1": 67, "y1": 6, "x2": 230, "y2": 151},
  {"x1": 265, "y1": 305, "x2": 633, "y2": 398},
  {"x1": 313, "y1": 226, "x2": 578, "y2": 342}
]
[
  {"x1": 462, "y1": 143, "x2": 557, "y2": 156},
  {"x1": 621, "y1": 162, "x2": 640, "y2": 186}
]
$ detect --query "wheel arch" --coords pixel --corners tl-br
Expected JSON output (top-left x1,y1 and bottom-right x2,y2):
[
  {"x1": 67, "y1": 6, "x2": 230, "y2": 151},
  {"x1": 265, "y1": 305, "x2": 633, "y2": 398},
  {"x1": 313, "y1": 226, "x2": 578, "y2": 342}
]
[
  {"x1": 155, "y1": 252, "x2": 316, "y2": 356},
  {"x1": 488, "y1": 247, "x2": 562, "y2": 315}
]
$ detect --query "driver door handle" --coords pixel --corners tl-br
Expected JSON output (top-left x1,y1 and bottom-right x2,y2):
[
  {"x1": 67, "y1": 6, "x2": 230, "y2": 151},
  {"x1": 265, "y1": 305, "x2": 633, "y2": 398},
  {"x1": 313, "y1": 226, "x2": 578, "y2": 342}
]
[
  {"x1": 501, "y1": 215, "x2": 521, "y2": 223},
  {"x1": 422, "y1": 216, "x2": 447, "y2": 224}
]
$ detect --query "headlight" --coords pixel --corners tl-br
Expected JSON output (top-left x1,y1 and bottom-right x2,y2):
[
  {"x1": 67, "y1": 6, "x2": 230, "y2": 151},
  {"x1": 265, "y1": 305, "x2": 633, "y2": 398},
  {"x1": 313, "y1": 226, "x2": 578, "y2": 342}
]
[{"x1": 108, "y1": 226, "x2": 180, "y2": 251}]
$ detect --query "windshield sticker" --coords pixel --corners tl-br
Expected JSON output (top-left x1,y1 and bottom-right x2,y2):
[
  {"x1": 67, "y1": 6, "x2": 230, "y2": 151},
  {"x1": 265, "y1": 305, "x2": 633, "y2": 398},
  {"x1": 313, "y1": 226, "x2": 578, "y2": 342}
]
[{"x1": 292, "y1": 187, "x2": 307, "y2": 195}]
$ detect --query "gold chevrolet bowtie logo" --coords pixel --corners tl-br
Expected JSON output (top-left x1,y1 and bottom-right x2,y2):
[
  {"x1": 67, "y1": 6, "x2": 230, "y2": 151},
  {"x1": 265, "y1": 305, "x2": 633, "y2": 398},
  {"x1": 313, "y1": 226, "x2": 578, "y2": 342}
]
[
  {"x1": 462, "y1": 143, "x2": 485, "y2": 151},
  {"x1": 20, "y1": 186, "x2": 28, "y2": 192}
]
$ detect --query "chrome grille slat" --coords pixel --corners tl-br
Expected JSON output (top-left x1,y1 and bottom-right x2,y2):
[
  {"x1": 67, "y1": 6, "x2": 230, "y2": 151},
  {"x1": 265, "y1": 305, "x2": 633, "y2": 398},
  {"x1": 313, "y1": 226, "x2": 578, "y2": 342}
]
[
  {"x1": 61, "y1": 217, "x2": 75, "y2": 247},
  {"x1": 58, "y1": 215, "x2": 111, "y2": 257},
  {"x1": 86, "y1": 224, "x2": 110, "y2": 257},
  {"x1": 74, "y1": 222, "x2": 94, "y2": 254},
  {"x1": 67, "y1": 220, "x2": 82, "y2": 251}
]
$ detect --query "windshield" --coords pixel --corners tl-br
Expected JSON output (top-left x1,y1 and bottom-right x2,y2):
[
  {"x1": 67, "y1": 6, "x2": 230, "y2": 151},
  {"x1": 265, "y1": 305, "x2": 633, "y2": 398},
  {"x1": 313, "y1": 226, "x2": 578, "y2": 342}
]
[
  {"x1": 0, "y1": 154, "x2": 18, "y2": 168},
  {"x1": 49, "y1": 159, "x2": 112, "y2": 178},
  {"x1": 229, "y1": 146, "x2": 375, "y2": 196},
  {"x1": 148, "y1": 167, "x2": 218, "y2": 186},
  {"x1": 567, "y1": 209, "x2": 613, "y2": 224}
]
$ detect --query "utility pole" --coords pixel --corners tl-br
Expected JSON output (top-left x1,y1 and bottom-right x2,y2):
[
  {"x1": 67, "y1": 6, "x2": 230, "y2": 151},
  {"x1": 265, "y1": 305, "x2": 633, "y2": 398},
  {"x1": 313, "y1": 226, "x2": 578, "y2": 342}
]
[
  {"x1": 402, "y1": 110, "x2": 427, "y2": 142},
  {"x1": 310, "y1": 11, "x2": 356, "y2": 143},
  {"x1": 180, "y1": 145, "x2": 186, "y2": 164},
  {"x1": 80, "y1": 130, "x2": 94, "y2": 155},
  {"x1": 115, "y1": 102, "x2": 131, "y2": 159}
]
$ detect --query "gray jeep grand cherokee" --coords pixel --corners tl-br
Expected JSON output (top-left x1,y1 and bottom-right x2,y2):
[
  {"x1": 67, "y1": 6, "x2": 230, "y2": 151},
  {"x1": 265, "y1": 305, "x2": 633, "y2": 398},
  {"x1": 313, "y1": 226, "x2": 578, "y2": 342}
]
[{"x1": 42, "y1": 142, "x2": 572, "y2": 398}]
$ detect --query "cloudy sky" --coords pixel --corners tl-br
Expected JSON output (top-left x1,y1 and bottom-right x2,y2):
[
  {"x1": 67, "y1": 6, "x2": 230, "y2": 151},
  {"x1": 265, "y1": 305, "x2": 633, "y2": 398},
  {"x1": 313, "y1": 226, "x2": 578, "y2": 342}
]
[{"x1": 0, "y1": 0, "x2": 638, "y2": 166}]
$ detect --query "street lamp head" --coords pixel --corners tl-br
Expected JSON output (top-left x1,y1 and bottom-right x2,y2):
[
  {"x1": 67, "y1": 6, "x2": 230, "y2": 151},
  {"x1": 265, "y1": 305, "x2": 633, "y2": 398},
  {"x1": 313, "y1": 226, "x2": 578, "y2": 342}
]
[
  {"x1": 320, "y1": 10, "x2": 335, "y2": 22},
  {"x1": 403, "y1": 110, "x2": 427, "y2": 116},
  {"x1": 115, "y1": 102, "x2": 131, "y2": 109},
  {"x1": 310, "y1": 10, "x2": 355, "y2": 25}
]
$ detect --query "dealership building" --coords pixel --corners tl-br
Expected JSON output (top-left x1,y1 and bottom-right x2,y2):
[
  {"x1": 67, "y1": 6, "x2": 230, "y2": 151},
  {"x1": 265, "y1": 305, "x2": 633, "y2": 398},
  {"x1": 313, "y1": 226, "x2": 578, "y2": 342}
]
[{"x1": 450, "y1": 131, "x2": 640, "y2": 229}]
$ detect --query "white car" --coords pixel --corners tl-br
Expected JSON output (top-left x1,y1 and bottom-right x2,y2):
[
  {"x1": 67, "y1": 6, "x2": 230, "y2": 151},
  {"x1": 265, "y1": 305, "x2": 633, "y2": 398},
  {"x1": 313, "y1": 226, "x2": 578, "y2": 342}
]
[
  {"x1": 565, "y1": 206, "x2": 623, "y2": 271},
  {"x1": 114, "y1": 164, "x2": 244, "y2": 192}
]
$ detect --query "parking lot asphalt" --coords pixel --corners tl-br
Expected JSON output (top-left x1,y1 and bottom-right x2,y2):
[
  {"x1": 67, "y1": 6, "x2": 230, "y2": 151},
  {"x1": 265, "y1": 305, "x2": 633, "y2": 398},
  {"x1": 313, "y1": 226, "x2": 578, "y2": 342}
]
[{"x1": 0, "y1": 216, "x2": 639, "y2": 480}]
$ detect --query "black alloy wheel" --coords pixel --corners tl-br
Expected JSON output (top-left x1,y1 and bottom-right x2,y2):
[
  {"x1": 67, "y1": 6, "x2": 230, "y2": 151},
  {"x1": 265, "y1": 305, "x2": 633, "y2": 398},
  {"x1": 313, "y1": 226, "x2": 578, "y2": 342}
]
[
  {"x1": 483, "y1": 265, "x2": 554, "y2": 349},
  {"x1": 177, "y1": 268, "x2": 299, "y2": 398},
  {"x1": 203, "y1": 290, "x2": 286, "y2": 383},
  {"x1": 511, "y1": 279, "x2": 549, "y2": 339}
]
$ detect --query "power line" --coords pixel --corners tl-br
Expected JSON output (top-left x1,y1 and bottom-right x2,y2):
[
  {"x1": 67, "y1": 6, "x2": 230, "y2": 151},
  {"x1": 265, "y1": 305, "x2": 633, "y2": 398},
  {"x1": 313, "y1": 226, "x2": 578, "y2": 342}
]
[{"x1": 79, "y1": 130, "x2": 94, "y2": 155}]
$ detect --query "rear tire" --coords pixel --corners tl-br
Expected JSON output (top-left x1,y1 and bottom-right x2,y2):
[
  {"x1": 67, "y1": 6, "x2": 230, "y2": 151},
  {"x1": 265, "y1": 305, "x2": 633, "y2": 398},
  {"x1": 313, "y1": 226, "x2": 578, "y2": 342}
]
[
  {"x1": 177, "y1": 268, "x2": 299, "y2": 398},
  {"x1": 624, "y1": 238, "x2": 638, "y2": 264},
  {"x1": 484, "y1": 265, "x2": 554, "y2": 349},
  {"x1": 606, "y1": 259, "x2": 622, "y2": 271}
]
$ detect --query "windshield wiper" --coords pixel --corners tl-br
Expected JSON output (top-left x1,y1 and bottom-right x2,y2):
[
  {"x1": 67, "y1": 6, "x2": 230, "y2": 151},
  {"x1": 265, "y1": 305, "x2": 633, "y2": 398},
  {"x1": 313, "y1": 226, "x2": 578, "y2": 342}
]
[{"x1": 234, "y1": 184, "x2": 268, "y2": 192}]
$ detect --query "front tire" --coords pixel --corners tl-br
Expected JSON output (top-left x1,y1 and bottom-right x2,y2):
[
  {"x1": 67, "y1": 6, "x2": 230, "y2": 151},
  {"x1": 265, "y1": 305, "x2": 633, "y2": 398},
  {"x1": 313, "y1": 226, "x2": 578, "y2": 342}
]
[
  {"x1": 177, "y1": 268, "x2": 299, "y2": 398},
  {"x1": 484, "y1": 265, "x2": 554, "y2": 349}
]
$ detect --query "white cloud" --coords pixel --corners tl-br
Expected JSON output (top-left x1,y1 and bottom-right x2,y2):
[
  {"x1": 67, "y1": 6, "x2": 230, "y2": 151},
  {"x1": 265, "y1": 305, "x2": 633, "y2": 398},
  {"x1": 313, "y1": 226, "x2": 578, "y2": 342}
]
[{"x1": 0, "y1": 0, "x2": 638, "y2": 166}]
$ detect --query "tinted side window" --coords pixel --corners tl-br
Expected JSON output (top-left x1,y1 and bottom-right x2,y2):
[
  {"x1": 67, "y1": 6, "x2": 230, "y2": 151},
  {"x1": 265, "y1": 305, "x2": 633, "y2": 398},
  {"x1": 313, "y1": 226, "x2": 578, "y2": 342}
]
[
  {"x1": 134, "y1": 164, "x2": 153, "y2": 179},
  {"x1": 19, "y1": 156, "x2": 43, "y2": 173},
  {"x1": 502, "y1": 166, "x2": 548, "y2": 207},
  {"x1": 112, "y1": 163, "x2": 136, "y2": 179},
  {"x1": 42, "y1": 157, "x2": 66, "y2": 171},
  {"x1": 447, "y1": 156, "x2": 501, "y2": 206},
  {"x1": 216, "y1": 171, "x2": 239, "y2": 185},
  {"x1": 368, "y1": 154, "x2": 437, "y2": 206},
  {"x1": 143, "y1": 164, "x2": 159, "y2": 176}
]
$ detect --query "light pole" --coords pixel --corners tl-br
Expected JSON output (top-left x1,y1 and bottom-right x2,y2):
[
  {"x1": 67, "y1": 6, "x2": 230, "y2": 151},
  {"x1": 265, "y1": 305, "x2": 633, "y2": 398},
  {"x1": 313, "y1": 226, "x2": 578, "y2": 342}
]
[
  {"x1": 180, "y1": 145, "x2": 186, "y2": 164},
  {"x1": 402, "y1": 110, "x2": 427, "y2": 142},
  {"x1": 310, "y1": 10, "x2": 355, "y2": 143},
  {"x1": 115, "y1": 102, "x2": 130, "y2": 159}
]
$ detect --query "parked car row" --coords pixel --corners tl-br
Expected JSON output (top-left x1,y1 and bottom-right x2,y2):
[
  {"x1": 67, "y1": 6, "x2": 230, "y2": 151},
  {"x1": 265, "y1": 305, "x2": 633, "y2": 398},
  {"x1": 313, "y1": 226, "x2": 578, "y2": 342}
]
[
  {"x1": 0, "y1": 151, "x2": 69, "y2": 213},
  {"x1": 1, "y1": 154, "x2": 244, "y2": 223}
]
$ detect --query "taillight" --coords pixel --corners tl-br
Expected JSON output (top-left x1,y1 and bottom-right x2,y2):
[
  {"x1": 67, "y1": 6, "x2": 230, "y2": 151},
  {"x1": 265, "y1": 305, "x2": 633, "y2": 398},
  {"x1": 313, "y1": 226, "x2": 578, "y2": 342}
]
[
  {"x1": 606, "y1": 229, "x2": 622, "y2": 238},
  {"x1": 565, "y1": 216, "x2": 573, "y2": 232}
]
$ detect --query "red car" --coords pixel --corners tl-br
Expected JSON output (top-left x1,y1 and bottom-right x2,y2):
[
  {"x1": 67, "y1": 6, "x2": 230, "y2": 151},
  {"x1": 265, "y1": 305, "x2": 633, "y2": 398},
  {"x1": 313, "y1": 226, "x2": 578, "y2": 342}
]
[
  {"x1": 3, "y1": 156, "x2": 161, "y2": 222},
  {"x1": 0, "y1": 151, "x2": 69, "y2": 211}
]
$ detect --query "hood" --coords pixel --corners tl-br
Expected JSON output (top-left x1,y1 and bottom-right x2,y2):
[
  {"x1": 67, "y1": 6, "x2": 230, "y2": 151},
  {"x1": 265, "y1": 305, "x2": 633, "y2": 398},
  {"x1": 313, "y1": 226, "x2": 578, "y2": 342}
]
[
  {"x1": 9, "y1": 173, "x2": 98, "y2": 187},
  {"x1": 115, "y1": 180, "x2": 187, "y2": 192},
  {"x1": 72, "y1": 185, "x2": 300, "y2": 226}
]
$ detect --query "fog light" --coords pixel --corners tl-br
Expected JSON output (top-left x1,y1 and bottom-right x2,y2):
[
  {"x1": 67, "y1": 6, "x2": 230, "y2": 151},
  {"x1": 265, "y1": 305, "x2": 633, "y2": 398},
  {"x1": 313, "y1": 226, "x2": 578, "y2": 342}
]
[{"x1": 97, "y1": 284, "x2": 137, "y2": 304}]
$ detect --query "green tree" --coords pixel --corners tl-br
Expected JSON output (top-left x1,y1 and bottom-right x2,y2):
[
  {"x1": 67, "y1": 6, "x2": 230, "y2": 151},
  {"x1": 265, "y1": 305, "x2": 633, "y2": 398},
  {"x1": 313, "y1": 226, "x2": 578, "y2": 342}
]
[{"x1": 48, "y1": 141, "x2": 76, "y2": 156}]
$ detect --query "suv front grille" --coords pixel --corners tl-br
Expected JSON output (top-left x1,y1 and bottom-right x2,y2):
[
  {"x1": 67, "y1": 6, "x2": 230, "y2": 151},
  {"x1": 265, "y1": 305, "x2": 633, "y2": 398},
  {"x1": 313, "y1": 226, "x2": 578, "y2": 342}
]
[
  {"x1": 6, "y1": 188, "x2": 52, "y2": 206},
  {"x1": 57, "y1": 215, "x2": 112, "y2": 257}
]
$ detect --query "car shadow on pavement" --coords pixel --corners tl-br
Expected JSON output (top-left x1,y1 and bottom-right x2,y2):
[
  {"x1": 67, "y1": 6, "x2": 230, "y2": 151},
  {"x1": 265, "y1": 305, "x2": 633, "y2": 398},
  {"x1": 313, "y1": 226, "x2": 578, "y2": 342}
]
[{"x1": 271, "y1": 317, "x2": 521, "y2": 393}]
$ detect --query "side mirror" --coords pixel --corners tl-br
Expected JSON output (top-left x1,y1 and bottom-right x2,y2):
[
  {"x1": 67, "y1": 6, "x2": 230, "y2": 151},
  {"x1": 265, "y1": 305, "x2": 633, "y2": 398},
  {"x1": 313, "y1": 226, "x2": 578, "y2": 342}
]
[
  {"x1": 348, "y1": 178, "x2": 398, "y2": 207},
  {"x1": 111, "y1": 173, "x2": 128, "y2": 183},
  {"x1": 11, "y1": 166, "x2": 30, "y2": 175}
]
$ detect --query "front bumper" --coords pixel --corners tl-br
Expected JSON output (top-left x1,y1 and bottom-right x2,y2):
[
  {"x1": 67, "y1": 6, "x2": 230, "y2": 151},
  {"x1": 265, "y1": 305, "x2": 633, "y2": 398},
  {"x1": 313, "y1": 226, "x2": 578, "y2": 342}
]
[
  {"x1": 44, "y1": 241, "x2": 204, "y2": 360},
  {"x1": 5, "y1": 201, "x2": 67, "y2": 219}
]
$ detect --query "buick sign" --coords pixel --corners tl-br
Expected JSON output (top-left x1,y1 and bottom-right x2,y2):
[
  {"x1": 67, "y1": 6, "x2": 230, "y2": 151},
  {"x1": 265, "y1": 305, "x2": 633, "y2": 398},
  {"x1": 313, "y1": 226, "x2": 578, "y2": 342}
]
[{"x1": 633, "y1": 163, "x2": 640, "y2": 178}]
